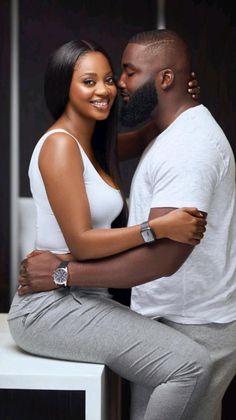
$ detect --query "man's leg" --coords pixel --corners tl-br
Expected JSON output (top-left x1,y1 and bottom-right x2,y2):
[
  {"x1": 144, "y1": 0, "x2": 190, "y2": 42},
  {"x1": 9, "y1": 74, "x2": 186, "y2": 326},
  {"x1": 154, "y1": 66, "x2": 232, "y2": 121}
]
[
  {"x1": 161, "y1": 319, "x2": 236, "y2": 420},
  {"x1": 130, "y1": 320, "x2": 236, "y2": 420},
  {"x1": 130, "y1": 382, "x2": 151, "y2": 420}
]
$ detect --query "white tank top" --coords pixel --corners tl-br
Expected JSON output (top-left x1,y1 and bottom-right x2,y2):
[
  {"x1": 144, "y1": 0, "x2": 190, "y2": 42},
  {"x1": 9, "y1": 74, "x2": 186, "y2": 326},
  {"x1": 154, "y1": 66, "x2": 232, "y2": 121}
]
[{"x1": 28, "y1": 128, "x2": 124, "y2": 297}]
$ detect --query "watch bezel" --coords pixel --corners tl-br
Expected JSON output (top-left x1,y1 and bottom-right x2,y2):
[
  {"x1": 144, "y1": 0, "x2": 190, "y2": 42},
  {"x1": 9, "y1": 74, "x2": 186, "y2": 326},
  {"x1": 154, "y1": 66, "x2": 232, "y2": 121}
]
[
  {"x1": 53, "y1": 262, "x2": 69, "y2": 287},
  {"x1": 140, "y1": 222, "x2": 156, "y2": 243}
]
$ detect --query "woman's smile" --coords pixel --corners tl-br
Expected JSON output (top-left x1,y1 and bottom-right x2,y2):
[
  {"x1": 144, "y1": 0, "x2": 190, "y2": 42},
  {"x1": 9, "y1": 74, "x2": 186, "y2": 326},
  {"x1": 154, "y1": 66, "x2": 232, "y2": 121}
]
[{"x1": 90, "y1": 98, "x2": 110, "y2": 111}]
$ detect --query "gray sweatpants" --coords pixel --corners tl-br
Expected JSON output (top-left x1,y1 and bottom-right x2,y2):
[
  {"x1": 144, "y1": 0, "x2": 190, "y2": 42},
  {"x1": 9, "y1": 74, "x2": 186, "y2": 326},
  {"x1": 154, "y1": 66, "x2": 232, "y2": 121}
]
[
  {"x1": 130, "y1": 318, "x2": 236, "y2": 420},
  {"x1": 8, "y1": 289, "x2": 212, "y2": 420}
]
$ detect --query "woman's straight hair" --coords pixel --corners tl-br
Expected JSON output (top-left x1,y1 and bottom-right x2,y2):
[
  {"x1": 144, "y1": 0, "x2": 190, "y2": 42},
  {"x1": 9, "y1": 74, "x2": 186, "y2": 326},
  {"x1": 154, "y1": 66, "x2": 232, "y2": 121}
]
[{"x1": 44, "y1": 39, "x2": 128, "y2": 228}]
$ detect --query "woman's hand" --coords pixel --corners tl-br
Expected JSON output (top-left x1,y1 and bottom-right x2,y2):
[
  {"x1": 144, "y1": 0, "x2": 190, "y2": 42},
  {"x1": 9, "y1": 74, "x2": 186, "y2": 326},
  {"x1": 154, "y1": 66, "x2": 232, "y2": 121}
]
[
  {"x1": 151, "y1": 207, "x2": 206, "y2": 245},
  {"x1": 18, "y1": 250, "x2": 62, "y2": 295},
  {"x1": 188, "y1": 72, "x2": 201, "y2": 100}
]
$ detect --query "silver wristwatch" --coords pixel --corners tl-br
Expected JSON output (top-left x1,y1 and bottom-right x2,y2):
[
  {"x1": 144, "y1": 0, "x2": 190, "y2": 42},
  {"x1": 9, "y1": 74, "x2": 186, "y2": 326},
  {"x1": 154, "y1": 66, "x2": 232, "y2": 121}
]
[
  {"x1": 140, "y1": 221, "x2": 156, "y2": 243},
  {"x1": 53, "y1": 261, "x2": 69, "y2": 287}
]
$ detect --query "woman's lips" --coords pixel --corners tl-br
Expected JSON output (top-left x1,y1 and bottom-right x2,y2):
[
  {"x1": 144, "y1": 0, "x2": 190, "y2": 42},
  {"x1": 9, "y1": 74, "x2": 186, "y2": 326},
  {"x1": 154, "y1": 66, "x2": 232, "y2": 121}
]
[{"x1": 90, "y1": 99, "x2": 109, "y2": 110}]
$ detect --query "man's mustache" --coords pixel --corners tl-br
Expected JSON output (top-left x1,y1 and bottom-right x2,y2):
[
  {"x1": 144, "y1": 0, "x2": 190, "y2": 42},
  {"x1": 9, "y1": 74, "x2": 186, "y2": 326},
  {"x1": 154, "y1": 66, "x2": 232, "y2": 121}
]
[{"x1": 119, "y1": 89, "x2": 130, "y2": 101}]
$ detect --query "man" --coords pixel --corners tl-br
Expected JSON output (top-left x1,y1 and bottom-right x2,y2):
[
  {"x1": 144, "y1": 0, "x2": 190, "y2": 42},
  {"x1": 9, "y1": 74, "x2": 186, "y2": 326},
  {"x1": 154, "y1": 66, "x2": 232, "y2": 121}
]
[{"x1": 19, "y1": 30, "x2": 236, "y2": 420}]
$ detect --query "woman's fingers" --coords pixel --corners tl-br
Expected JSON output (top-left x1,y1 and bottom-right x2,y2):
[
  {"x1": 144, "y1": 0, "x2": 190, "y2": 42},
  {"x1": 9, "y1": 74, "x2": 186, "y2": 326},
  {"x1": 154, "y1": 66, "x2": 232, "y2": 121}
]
[
  {"x1": 194, "y1": 232, "x2": 204, "y2": 240},
  {"x1": 196, "y1": 224, "x2": 206, "y2": 232},
  {"x1": 181, "y1": 207, "x2": 205, "y2": 217}
]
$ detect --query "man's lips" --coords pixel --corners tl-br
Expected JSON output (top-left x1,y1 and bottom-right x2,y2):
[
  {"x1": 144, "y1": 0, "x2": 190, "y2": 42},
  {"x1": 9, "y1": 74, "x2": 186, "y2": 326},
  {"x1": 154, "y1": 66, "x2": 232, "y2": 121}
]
[{"x1": 120, "y1": 92, "x2": 130, "y2": 103}]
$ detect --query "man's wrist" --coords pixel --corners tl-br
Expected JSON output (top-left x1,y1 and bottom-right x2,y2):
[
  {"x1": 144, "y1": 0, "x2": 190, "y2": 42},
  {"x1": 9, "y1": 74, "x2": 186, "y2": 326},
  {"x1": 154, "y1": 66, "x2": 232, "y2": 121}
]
[
  {"x1": 149, "y1": 219, "x2": 164, "y2": 239},
  {"x1": 52, "y1": 261, "x2": 70, "y2": 288},
  {"x1": 66, "y1": 261, "x2": 75, "y2": 287}
]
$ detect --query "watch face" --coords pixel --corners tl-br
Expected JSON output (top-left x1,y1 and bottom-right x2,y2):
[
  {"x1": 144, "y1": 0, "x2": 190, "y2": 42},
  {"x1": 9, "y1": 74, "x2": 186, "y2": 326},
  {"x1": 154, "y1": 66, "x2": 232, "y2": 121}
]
[
  {"x1": 53, "y1": 268, "x2": 67, "y2": 286},
  {"x1": 142, "y1": 228, "x2": 156, "y2": 243}
]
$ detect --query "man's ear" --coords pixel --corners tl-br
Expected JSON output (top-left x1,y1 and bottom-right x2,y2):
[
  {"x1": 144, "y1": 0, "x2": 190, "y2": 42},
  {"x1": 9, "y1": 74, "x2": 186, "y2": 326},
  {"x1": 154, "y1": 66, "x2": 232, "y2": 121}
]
[{"x1": 157, "y1": 68, "x2": 174, "y2": 90}]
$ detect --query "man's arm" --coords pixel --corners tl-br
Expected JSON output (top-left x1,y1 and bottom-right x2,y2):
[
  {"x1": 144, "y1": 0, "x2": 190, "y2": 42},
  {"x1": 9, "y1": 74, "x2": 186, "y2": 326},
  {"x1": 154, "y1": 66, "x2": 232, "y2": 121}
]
[
  {"x1": 68, "y1": 207, "x2": 196, "y2": 288},
  {"x1": 19, "y1": 208, "x2": 201, "y2": 294}
]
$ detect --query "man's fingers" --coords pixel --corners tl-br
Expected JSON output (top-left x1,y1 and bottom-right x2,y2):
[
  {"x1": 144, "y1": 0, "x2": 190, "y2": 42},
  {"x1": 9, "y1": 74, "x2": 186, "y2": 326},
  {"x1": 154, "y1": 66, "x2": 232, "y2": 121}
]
[
  {"x1": 18, "y1": 275, "x2": 28, "y2": 285},
  {"x1": 17, "y1": 285, "x2": 29, "y2": 295},
  {"x1": 27, "y1": 250, "x2": 47, "y2": 258},
  {"x1": 19, "y1": 266, "x2": 26, "y2": 276}
]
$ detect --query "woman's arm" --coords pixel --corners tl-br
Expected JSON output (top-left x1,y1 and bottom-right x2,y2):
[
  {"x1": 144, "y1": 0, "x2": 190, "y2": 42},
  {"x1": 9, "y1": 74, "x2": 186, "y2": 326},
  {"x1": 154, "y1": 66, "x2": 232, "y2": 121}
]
[
  {"x1": 118, "y1": 72, "x2": 201, "y2": 161},
  {"x1": 39, "y1": 133, "x2": 206, "y2": 261}
]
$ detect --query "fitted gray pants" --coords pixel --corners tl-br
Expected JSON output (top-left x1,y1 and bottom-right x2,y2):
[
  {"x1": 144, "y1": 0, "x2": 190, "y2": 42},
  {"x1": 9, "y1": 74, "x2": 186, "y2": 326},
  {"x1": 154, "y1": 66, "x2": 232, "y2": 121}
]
[
  {"x1": 8, "y1": 289, "x2": 212, "y2": 420},
  {"x1": 130, "y1": 318, "x2": 236, "y2": 420}
]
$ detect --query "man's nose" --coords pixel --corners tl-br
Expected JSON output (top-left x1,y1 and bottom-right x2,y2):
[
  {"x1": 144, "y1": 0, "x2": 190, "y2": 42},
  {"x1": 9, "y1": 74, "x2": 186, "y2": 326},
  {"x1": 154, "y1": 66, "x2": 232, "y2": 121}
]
[{"x1": 117, "y1": 73, "x2": 126, "y2": 89}]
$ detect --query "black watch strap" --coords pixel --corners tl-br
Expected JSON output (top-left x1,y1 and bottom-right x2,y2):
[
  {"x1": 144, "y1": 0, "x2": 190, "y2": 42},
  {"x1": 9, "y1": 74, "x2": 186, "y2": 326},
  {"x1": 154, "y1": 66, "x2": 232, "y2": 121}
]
[{"x1": 58, "y1": 261, "x2": 69, "y2": 269}]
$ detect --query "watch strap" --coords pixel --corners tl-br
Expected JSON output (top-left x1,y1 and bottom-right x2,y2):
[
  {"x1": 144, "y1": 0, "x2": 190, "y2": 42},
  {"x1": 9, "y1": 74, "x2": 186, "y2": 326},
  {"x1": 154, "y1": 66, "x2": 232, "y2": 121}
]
[
  {"x1": 58, "y1": 261, "x2": 70, "y2": 269},
  {"x1": 140, "y1": 221, "x2": 150, "y2": 231}
]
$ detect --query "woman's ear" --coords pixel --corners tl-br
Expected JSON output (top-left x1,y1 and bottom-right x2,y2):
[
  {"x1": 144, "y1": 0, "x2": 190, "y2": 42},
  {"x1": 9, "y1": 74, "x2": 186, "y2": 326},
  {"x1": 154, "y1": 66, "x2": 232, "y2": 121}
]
[{"x1": 158, "y1": 68, "x2": 174, "y2": 90}]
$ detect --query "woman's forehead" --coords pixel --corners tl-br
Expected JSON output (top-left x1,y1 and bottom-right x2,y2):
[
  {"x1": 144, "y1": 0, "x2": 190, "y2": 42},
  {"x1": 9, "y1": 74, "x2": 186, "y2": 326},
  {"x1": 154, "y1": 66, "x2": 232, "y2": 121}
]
[{"x1": 75, "y1": 51, "x2": 112, "y2": 72}]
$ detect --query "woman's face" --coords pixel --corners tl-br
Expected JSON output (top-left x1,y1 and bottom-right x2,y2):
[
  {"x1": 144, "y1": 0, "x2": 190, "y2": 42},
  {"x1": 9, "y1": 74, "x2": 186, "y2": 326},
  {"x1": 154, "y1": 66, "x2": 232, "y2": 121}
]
[{"x1": 68, "y1": 51, "x2": 117, "y2": 121}]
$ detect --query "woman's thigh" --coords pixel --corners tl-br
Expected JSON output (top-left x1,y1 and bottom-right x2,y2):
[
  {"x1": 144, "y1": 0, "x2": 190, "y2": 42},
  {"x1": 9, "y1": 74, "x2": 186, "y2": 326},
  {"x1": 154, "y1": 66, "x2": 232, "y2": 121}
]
[{"x1": 8, "y1": 292, "x2": 210, "y2": 389}]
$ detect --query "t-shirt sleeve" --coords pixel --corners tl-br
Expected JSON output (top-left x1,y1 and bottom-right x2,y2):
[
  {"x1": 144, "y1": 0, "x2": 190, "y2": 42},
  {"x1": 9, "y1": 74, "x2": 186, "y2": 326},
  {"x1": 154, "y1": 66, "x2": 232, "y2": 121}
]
[{"x1": 149, "y1": 141, "x2": 221, "y2": 213}]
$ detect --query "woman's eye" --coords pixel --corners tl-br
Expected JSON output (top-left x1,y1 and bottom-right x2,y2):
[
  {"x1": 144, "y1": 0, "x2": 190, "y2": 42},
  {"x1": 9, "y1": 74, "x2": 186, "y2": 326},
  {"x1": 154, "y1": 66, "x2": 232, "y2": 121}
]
[
  {"x1": 83, "y1": 79, "x2": 95, "y2": 86},
  {"x1": 127, "y1": 72, "x2": 135, "y2": 78},
  {"x1": 106, "y1": 77, "x2": 115, "y2": 85}
]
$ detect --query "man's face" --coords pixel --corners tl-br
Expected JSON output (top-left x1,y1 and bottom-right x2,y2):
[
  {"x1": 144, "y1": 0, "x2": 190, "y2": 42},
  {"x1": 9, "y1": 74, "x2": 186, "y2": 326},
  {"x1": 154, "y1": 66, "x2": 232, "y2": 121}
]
[
  {"x1": 118, "y1": 43, "x2": 158, "y2": 127},
  {"x1": 119, "y1": 78, "x2": 158, "y2": 127}
]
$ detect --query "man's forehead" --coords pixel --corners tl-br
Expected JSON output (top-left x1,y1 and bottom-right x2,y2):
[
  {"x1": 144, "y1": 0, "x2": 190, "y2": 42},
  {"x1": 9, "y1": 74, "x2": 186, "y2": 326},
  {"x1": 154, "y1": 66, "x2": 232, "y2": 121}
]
[{"x1": 121, "y1": 43, "x2": 154, "y2": 67}]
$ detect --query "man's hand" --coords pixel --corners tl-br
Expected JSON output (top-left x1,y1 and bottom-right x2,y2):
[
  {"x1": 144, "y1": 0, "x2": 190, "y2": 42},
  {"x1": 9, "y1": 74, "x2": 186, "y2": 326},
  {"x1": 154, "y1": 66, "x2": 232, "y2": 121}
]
[{"x1": 18, "y1": 250, "x2": 62, "y2": 295}]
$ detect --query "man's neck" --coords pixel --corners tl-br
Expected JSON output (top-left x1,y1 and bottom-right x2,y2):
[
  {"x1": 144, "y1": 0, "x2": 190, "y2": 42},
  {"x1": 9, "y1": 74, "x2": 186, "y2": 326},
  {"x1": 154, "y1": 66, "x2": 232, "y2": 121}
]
[{"x1": 152, "y1": 98, "x2": 200, "y2": 133}]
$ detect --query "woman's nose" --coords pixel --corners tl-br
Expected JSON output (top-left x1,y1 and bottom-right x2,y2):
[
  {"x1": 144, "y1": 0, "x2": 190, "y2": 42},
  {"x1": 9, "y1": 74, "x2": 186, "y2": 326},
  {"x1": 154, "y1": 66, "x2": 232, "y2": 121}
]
[{"x1": 95, "y1": 81, "x2": 109, "y2": 95}]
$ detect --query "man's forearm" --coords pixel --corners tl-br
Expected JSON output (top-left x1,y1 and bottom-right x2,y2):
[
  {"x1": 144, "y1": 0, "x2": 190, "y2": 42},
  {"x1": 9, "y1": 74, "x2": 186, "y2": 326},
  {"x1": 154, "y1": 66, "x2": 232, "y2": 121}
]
[{"x1": 68, "y1": 239, "x2": 193, "y2": 288}]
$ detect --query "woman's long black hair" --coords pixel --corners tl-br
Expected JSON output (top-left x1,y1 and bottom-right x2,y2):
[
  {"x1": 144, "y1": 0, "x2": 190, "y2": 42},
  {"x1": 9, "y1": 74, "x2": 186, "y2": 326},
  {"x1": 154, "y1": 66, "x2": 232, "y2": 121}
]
[{"x1": 44, "y1": 39, "x2": 128, "y2": 228}]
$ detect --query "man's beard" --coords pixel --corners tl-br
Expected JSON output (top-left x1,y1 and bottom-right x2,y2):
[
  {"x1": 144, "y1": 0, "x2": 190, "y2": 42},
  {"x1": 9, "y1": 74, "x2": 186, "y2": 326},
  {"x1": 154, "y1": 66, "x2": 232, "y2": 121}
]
[{"x1": 120, "y1": 79, "x2": 158, "y2": 127}]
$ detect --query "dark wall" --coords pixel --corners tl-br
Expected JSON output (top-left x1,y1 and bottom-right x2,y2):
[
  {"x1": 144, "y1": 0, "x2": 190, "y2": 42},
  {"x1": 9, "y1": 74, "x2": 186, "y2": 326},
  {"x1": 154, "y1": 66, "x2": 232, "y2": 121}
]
[
  {"x1": 166, "y1": 0, "x2": 236, "y2": 157},
  {"x1": 0, "y1": 0, "x2": 10, "y2": 312}
]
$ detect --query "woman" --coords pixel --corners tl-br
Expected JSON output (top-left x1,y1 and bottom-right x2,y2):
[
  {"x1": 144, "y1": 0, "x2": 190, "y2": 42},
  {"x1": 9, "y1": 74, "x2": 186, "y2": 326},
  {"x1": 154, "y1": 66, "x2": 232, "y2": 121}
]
[{"x1": 8, "y1": 40, "x2": 210, "y2": 420}]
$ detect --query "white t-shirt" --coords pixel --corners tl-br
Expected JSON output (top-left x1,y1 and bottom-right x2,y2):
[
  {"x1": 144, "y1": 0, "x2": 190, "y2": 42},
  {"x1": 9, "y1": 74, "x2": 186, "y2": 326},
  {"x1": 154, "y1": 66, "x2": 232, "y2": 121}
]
[{"x1": 129, "y1": 105, "x2": 236, "y2": 324}]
